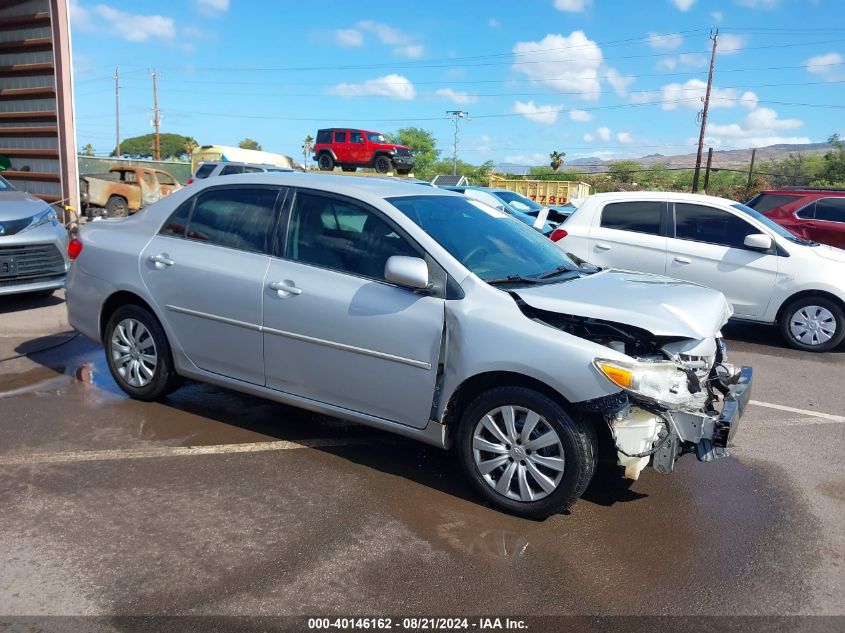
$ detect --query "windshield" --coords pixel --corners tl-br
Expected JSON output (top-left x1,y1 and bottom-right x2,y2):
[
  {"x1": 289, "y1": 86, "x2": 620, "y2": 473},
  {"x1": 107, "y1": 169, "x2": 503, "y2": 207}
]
[
  {"x1": 0, "y1": 175, "x2": 14, "y2": 191},
  {"x1": 731, "y1": 203, "x2": 813, "y2": 245},
  {"x1": 494, "y1": 190, "x2": 544, "y2": 212},
  {"x1": 388, "y1": 194, "x2": 579, "y2": 282},
  {"x1": 366, "y1": 133, "x2": 386, "y2": 143}
]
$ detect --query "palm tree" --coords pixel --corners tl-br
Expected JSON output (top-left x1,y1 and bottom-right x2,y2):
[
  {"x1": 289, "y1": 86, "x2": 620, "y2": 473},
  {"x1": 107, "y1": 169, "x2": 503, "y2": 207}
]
[{"x1": 549, "y1": 150, "x2": 566, "y2": 171}]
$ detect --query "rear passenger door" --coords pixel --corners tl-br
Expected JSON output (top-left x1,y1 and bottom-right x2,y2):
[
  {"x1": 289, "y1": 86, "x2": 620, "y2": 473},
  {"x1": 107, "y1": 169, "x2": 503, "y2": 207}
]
[
  {"x1": 587, "y1": 200, "x2": 668, "y2": 274},
  {"x1": 140, "y1": 185, "x2": 285, "y2": 385},
  {"x1": 333, "y1": 131, "x2": 349, "y2": 162}
]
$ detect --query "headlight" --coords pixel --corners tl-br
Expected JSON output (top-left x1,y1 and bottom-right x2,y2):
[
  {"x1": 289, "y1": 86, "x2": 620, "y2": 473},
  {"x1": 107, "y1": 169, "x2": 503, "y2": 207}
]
[
  {"x1": 20, "y1": 208, "x2": 58, "y2": 233},
  {"x1": 593, "y1": 358, "x2": 696, "y2": 409}
]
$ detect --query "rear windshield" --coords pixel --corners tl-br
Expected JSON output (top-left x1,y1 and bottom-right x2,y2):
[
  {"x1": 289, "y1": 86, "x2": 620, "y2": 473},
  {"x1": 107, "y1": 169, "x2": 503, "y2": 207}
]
[
  {"x1": 745, "y1": 193, "x2": 802, "y2": 213},
  {"x1": 194, "y1": 163, "x2": 216, "y2": 179}
]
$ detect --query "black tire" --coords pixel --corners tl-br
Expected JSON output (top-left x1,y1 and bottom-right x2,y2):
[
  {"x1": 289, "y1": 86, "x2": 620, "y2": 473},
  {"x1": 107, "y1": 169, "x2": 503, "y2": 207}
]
[
  {"x1": 341, "y1": 166, "x2": 356, "y2": 172},
  {"x1": 317, "y1": 153, "x2": 334, "y2": 171},
  {"x1": 779, "y1": 296, "x2": 845, "y2": 352},
  {"x1": 374, "y1": 155, "x2": 391, "y2": 174},
  {"x1": 456, "y1": 386, "x2": 596, "y2": 519},
  {"x1": 104, "y1": 304, "x2": 181, "y2": 401},
  {"x1": 105, "y1": 195, "x2": 128, "y2": 218}
]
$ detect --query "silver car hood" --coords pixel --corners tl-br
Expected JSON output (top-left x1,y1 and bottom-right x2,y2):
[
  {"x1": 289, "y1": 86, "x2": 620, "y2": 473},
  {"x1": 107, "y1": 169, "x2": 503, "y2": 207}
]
[
  {"x1": 0, "y1": 191, "x2": 50, "y2": 221},
  {"x1": 514, "y1": 269, "x2": 733, "y2": 339}
]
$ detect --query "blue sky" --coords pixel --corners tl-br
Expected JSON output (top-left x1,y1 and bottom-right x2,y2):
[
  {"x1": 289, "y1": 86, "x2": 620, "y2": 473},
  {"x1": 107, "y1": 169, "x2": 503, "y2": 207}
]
[{"x1": 70, "y1": 0, "x2": 845, "y2": 166}]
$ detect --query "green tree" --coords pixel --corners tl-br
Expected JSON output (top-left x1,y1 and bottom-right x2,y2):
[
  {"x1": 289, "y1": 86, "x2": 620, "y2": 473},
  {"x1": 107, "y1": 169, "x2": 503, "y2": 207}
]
[
  {"x1": 385, "y1": 127, "x2": 440, "y2": 178},
  {"x1": 549, "y1": 150, "x2": 565, "y2": 171},
  {"x1": 111, "y1": 133, "x2": 197, "y2": 160},
  {"x1": 302, "y1": 134, "x2": 314, "y2": 170},
  {"x1": 238, "y1": 138, "x2": 262, "y2": 151},
  {"x1": 607, "y1": 160, "x2": 641, "y2": 183},
  {"x1": 183, "y1": 138, "x2": 198, "y2": 157},
  {"x1": 820, "y1": 134, "x2": 845, "y2": 183},
  {"x1": 81, "y1": 143, "x2": 95, "y2": 156}
]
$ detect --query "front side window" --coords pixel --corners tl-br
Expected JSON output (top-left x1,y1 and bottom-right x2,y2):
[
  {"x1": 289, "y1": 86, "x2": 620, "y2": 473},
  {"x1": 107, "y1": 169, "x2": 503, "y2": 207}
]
[
  {"x1": 177, "y1": 186, "x2": 280, "y2": 253},
  {"x1": 285, "y1": 192, "x2": 418, "y2": 281},
  {"x1": 349, "y1": 132, "x2": 364, "y2": 144},
  {"x1": 601, "y1": 201, "x2": 662, "y2": 235},
  {"x1": 814, "y1": 198, "x2": 845, "y2": 223},
  {"x1": 675, "y1": 203, "x2": 757, "y2": 249},
  {"x1": 795, "y1": 203, "x2": 815, "y2": 220},
  {"x1": 160, "y1": 200, "x2": 192, "y2": 237},
  {"x1": 334, "y1": 132, "x2": 347, "y2": 143},
  {"x1": 366, "y1": 133, "x2": 385, "y2": 143}
]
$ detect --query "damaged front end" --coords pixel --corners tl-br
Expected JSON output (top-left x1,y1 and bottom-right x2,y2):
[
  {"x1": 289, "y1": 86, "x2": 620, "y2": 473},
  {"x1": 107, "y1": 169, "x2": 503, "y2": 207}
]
[{"x1": 521, "y1": 304, "x2": 753, "y2": 479}]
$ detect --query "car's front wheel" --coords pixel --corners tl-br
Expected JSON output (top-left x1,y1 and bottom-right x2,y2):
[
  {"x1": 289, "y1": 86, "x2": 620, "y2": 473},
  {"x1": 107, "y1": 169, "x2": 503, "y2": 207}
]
[
  {"x1": 104, "y1": 304, "x2": 181, "y2": 400},
  {"x1": 374, "y1": 155, "x2": 391, "y2": 173},
  {"x1": 780, "y1": 297, "x2": 845, "y2": 352},
  {"x1": 456, "y1": 386, "x2": 596, "y2": 518}
]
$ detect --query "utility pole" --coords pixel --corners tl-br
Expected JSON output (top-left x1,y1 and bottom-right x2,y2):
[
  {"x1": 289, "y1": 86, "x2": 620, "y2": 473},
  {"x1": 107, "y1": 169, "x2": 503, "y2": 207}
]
[
  {"x1": 745, "y1": 148, "x2": 757, "y2": 198},
  {"x1": 692, "y1": 29, "x2": 718, "y2": 193},
  {"x1": 150, "y1": 69, "x2": 161, "y2": 161},
  {"x1": 114, "y1": 65, "x2": 121, "y2": 157},
  {"x1": 703, "y1": 147, "x2": 713, "y2": 191},
  {"x1": 446, "y1": 110, "x2": 469, "y2": 176}
]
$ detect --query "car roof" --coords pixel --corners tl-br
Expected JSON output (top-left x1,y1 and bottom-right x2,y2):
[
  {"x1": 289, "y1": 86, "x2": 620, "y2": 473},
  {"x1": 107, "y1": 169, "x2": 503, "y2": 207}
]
[
  {"x1": 200, "y1": 161, "x2": 279, "y2": 168},
  {"x1": 581, "y1": 190, "x2": 741, "y2": 207},
  {"x1": 758, "y1": 189, "x2": 845, "y2": 195}
]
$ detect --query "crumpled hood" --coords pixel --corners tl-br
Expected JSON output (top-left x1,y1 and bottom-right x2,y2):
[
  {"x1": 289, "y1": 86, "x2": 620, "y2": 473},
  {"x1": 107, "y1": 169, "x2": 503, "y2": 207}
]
[
  {"x1": 0, "y1": 191, "x2": 51, "y2": 221},
  {"x1": 811, "y1": 243, "x2": 845, "y2": 264},
  {"x1": 514, "y1": 269, "x2": 733, "y2": 340}
]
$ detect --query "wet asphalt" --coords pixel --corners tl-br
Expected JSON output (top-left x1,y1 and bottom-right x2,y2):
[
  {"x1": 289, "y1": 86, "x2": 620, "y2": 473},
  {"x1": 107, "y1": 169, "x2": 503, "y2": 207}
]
[{"x1": 0, "y1": 294, "x2": 843, "y2": 620}]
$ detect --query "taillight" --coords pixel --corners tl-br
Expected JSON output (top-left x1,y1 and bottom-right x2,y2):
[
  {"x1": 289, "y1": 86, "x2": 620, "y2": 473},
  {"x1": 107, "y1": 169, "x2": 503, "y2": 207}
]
[
  {"x1": 67, "y1": 238, "x2": 83, "y2": 260},
  {"x1": 550, "y1": 228, "x2": 568, "y2": 242},
  {"x1": 186, "y1": 178, "x2": 194, "y2": 185}
]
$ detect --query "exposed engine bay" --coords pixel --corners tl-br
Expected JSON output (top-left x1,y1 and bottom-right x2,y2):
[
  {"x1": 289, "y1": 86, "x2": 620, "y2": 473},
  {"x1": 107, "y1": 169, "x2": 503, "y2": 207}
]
[{"x1": 516, "y1": 300, "x2": 752, "y2": 479}]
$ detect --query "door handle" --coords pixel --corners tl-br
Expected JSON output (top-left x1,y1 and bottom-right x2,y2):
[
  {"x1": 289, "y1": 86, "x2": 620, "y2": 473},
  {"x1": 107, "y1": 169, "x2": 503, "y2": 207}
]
[
  {"x1": 595, "y1": 243, "x2": 611, "y2": 251},
  {"x1": 269, "y1": 280, "x2": 302, "y2": 296},
  {"x1": 673, "y1": 256, "x2": 691, "y2": 264},
  {"x1": 149, "y1": 254, "x2": 174, "y2": 268}
]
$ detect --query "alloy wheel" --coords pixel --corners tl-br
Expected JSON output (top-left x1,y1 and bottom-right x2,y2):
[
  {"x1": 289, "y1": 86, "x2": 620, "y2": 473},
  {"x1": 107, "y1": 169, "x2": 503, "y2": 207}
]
[
  {"x1": 472, "y1": 405, "x2": 565, "y2": 502},
  {"x1": 111, "y1": 318, "x2": 158, "y2": 387},
  {"x1": 789, "y1": 305, "x2": 837, "y2": 346}
]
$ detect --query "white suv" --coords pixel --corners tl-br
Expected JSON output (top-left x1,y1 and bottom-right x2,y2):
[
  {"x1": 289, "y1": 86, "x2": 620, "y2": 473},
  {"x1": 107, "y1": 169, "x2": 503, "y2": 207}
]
[{"x1": 556, "y1": 192, "x2": 845, "y2": 351}]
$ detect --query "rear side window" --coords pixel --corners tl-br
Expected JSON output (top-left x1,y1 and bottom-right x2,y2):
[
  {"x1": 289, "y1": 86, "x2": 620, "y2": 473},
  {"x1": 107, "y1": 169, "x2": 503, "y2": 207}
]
[
  {"x1": 815, "y1": 198, "x2": 845, "y2": 223},
  {"x1": 600, "y1": 201, "x2": 662, "y2": 235},
  {"x1": 316, "y1": 130, "x2": 331, "y2": 144},
  {"x1": 745, "y1": 193, "x2": 802, "y2": 213},
  {"x1": 242, "y1": 166, "x2": 263, "y2": 173},
  {"x1": 795, "y1": 203, "x2": 815, "y2": 220},
  {"x1": 220, "y1": 165, "x2": 244, "y2": 176},
  {"x1": 674, "y1": 203, "x2": 757, "y2": 249},
  {"x1": 160, "y1": 200, "x2": 193, "y2": 237},
  {"x1": 194, "y1": 163, "x2": 215, "y2": 179},
  {"x1": 334, "y1": 132, "x2": 347, "y2": 143},
  {"x1": 183, "y1": 187, "x2": 281, "y2": 253}
]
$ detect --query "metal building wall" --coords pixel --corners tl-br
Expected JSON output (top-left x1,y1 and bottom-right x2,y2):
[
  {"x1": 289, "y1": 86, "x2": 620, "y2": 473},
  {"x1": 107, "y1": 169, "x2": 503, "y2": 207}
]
[{"x1": 0, "y1": 0, "x2": 78, "y2": 212}]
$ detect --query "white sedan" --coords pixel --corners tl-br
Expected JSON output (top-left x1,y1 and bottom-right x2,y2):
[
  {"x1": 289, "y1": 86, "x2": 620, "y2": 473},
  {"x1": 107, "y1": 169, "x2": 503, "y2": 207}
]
[{"x1": 554, "y1": 191, "x2": 845, "y2": 351}]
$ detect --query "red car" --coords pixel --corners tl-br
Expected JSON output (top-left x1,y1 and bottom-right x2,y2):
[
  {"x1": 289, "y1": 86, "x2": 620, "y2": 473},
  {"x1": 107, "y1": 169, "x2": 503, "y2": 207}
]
[
  {"x1": 313, "y1": 128, "x2": 415, "y2": 175},
  {"x1": 746, "y1": 188, "x2": 845, "y2": 249}
]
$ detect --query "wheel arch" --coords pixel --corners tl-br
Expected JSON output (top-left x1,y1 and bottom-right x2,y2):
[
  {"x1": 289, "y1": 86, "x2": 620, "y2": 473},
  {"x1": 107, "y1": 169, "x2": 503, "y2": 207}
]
[
  {"x1": 775, "y1": 289, "x2": 845, "y2": 324},
  {"x1": 99, "y1": 290, "x2": 159, "y2": 340}
]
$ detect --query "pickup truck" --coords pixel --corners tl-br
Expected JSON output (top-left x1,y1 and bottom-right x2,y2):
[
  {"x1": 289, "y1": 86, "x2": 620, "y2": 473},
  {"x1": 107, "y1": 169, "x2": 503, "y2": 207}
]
[{"x1": 80, "y1": 166, "x2": 182, "y2": 218}]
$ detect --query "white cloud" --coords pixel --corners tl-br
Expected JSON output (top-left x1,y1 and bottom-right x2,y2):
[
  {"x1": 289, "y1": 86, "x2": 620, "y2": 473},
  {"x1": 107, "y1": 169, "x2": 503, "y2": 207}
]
[
  {"x1": 658, "y1": 57, "x2": 678, "y2": 70},
  {"x1": 806, "y1": 52, "x2": 845, "y2": 82},
  {"x1": 597, "y1": 126, "x2": 611, "y2": 141},
  {"x1": 513, "y1": 101, "x2": 562, "y2": 125},
  {"x1": 394, "y1": 44, "x2": 424, "y2": 58},
  {"x1": 718, "y1": 33, "x2": 746, "y2": 55},
  {"x1": 648, "y1": 32, "x2": 683, "y2": 49},
  {"x1": 583, "y1": 133, "x2": 594, "y2": 142},
  {"x1": 711, "y1": 11, "x2": 724, "y2": 22},
  {"x1": 436, "y1": 88, "x2": 479, "y2": 105},
  {"x1": 671, "y1": 0, "x2": 696, "y2": 11},
  {"x1": 69, "y1": 0, "x2": 92, "y2": 29},
  {"x1": 195, "y1": 0, "x2": 228, "y2": 14},
  {"x1": 606, "y1": 68, "x2": 634, "y2": 96},
  {"x1": 707, "y1": 107, "x2": 809, "y2": 147},
  {"x1": 678, "y1": 52, "x2": 708, "y2": 67},
  {"x1": 570, "y1": 109, "x2": 593, "y2": 122},
  {"x1": 488, "y1": 17, "x2": 500, "y2": 28},
  {"x1": 512, "y1": 31, "x2": 604, "y2": 100},
  {"x1": 661, "y1": 79, "x2": 759, "y2": 110},
  {"x1": 94, "y1": 5, "x2": 175, "y2": 41},
  {"x1": 629, "y1": 90, "x2": 659, "y2": 104},
  {"x1": 330, "y1": 74, "x2": 416, "y2": 100},
  {"x1": 554, "y1": 0, "x2": 592, "y2": 12},
  {"x1": 617, "y1": 132, "x2": 634, "y2": 144},
  {"x1": 334, "y1": 28, "x2": 363, "y2": 47}
]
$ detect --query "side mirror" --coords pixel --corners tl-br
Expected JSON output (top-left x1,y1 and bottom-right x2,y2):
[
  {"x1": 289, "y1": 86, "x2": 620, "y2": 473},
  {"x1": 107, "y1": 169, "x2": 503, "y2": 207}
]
[
  {"x1": 744, "y1": 233, "x2": 773, "y2": 251},
  {"x1": 384, "y1": 256, "x2": 429, "y2": 290}
]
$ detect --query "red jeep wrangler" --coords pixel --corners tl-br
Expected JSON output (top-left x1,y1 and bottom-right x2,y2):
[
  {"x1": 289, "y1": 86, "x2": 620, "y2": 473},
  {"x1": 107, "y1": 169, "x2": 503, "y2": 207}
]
[{"x1": 313, "y1": 128, "x2": 415, "y2": 175}]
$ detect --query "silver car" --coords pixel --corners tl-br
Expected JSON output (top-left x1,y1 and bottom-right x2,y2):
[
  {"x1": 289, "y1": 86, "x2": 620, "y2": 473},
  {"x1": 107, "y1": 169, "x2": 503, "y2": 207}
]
[
  {"x1": 65, "y1": 173, "x2": 752, "y2": 517},
  {"x1": 0, "y1": 175, "x2": 69, "y2": 296}
]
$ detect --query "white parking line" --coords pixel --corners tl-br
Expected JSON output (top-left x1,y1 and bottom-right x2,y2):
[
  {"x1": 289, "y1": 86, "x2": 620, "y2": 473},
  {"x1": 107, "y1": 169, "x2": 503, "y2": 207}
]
[
  {"x1": 0, "y1": 437, "x2": 363, "y2": 467},
  {"x1": 749, "y1": 400, "x2": 845, "y2": 423}
]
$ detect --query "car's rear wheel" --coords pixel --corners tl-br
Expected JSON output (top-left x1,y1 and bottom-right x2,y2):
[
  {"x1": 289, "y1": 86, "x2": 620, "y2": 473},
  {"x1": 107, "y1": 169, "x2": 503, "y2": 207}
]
[
  {"x1": 456, "y1": 386, "x2": 596, "y2": 518},
  {"x1": 374, "y1": 155, "x2": 391, "y2": 174},
  {"x1": 105, "y1": 195, "x2": 128, "y2": 218},
  {"x1": 317, "y1": 153, "x2": 334, "y2": 171},
  {"x1": 780, "y1": 297, "x2": 845, "y2": 352},
  {"x1": 104, "y1": 304, "x2": 181, "y2": 401}
]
